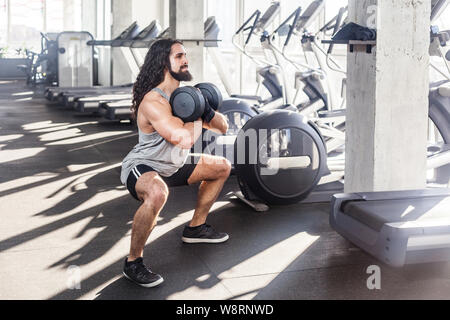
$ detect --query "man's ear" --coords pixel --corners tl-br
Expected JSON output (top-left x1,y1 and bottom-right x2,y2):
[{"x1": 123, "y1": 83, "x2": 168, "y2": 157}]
[{"x1": 165, "y1": 61, "x2": 171, "y2": 73}]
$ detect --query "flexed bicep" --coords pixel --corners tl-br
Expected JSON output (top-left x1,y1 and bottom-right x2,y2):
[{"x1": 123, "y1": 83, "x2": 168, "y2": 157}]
[{"x1": 141, "y1": 100, "x2": 198, "y2": 149}]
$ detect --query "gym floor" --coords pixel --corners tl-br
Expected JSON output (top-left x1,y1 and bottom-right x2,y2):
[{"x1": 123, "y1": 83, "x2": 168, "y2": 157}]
[{"x1": 2, "y1": 80, "x2": 450, "y2": 300}]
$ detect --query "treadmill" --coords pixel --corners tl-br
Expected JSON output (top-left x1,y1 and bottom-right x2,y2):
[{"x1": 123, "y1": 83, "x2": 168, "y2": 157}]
[
  {"x1": 98, "y1": 17, "x2": 221, "y2": 121},
  {"x1": 330, "y1": 0, "x2": 450, "y2": 268},
  {"x1": 72, "y1": 21, "x2": 162, "y2": 114},
  {"x1": 330, "y1": 189, "x2": 450, "y2": 267},
  {"x1": 45, "y1": 84, "x2": 131, "y2": 102},
  {"x1": 45, "y1": 22, "x2": 141, "y2": 103}
]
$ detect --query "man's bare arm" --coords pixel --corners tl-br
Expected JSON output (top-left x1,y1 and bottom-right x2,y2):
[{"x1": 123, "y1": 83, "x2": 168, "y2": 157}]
[
  {"x1": 141, "y1": 99, "x2": 202, "y2": 149},
  {"x1": 203, "y1": 112, "x2": 229, "y2": 135}
]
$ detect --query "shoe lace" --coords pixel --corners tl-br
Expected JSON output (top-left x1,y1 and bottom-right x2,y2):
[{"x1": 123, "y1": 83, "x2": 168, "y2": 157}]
[
  {"x1": 133, "y1": 261, "x2": 152, "y2": 277},
  {"x1": 204, "y1": 224, "x2": 216, "y2": 234}
]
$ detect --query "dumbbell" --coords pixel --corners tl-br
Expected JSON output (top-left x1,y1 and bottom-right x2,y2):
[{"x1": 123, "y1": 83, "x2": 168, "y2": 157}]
[
  {"x1": 195, "y1": 82, "x2": 223, "y2": 111},
  {"x1": 170, "y1": 83, "x2": 223, "y2": 122}
]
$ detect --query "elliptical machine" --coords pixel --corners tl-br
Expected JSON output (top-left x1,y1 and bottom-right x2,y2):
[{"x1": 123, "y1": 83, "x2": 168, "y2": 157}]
[
  {"x1": 224, "y1": 0, "x2": 449, "y2": 209},
  {"x1": 213, "y1": 3, "x2": 332, "y2": 207},
  {"x1": 216, "y1": 2, "x2": 303, "y2": 139},
  {"x1": 284, "y1": 1, "x2": 450, "y2": 185},
  {"x1": 230, "y1": 2, "x2": 286, "y2": 110}
]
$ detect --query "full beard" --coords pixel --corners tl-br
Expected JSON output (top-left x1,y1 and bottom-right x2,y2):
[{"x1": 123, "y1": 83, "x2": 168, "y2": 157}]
[{"x1": 170, "y1": 67, "x2": 193, "y2": 82}]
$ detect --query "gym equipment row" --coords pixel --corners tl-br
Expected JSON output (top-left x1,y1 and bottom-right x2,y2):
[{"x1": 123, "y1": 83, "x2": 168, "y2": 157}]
[
  {"x1": 213, "y1": 0, "x2": 449, "y2": 183},
  {"x1": 44, "y1": 20, "x2": 163, "y2": 118},
  {"x1": 45, "y1": 17, "x2": 220, "y2": 122},
  {"x1": 205, "y1": 0, "x2": 450, "y2": 268}
]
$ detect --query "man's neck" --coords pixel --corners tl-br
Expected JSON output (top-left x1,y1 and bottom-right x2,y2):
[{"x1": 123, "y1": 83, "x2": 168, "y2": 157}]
[{"x1": 157, "y1": 73, "x2": 180, "y2": 98}]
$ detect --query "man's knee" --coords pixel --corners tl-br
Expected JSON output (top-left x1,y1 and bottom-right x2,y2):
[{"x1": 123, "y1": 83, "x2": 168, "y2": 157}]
[
  {"x1": 216, "y1": 158, "x2": 232, "y2": 179},
  {"x1": 138, "y1": 175, "x2": 169, "y2": 207},
  {"x1": 148, "y1": 180, "x2": 169, "y2": 207}
]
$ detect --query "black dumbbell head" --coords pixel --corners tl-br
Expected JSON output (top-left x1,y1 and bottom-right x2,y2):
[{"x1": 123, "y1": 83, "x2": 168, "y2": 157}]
[
  {"x1": 170, "y1": 86, "x2": 205, "y2": 123},
  {"x1": 194, "y1": 83, "x2": 223, "y2": 110}
]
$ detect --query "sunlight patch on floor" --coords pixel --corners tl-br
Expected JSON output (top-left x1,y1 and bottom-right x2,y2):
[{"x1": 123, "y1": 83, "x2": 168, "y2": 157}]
[
  {"x1": 30, "y1": 121, "x2": 99, "y2": 134},
  {"x1": 218, "y1": 232, "x2": 320, "y2": 280},
  {"x1": 39, "y1": 128, "x2": 83, "y2": 142},
  {"x1": 23, "y1": 121, "x2": 71, "y2": 131},
  {"x1": 0, "y1": 134, "x2": 23, "y2": 143},
  {"x1": 46, "y1": 131, "x2": 132, "y2": 146},
  {"x1": 66, "y1": 163, "x2": 105, "y2": 173},
  {"x1": 11, "y1": 91, "x2": 34, "y2": 96},
  {"x1": 0, "y1": 146, "x2": 46, "y2": 164}
]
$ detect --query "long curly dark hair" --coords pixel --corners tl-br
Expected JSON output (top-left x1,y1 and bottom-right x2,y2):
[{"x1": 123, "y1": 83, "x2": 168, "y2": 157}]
[{"x1": 131, "y1": 39, "x2": 183, "y2": 120}]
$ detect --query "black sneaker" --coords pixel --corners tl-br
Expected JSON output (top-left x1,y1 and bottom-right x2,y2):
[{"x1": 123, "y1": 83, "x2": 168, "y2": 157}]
[
  {"x1": 182, "y1": 224, "x2": 229, "y2": 244},
  {"x1": 123, "y1": 257, "x2": 164, "y2": 288}
]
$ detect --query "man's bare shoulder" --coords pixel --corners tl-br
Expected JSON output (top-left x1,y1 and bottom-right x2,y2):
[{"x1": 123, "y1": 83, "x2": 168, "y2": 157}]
[{"x1": 140, "y1": 91, "x2": 171, "y2": 116}]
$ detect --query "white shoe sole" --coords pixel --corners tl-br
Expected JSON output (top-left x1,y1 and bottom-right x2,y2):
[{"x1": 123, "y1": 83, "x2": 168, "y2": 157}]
[
  {"x1": 181, "y1": 234, "x2": 229, "y2": 244},
  {"x1": 123, "y1": 272, "x2": 164, "y2": 288}
]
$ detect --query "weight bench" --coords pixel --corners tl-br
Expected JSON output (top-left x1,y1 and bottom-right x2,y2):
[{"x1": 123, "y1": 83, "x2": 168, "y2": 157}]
[{"x1": 330, "y1": 189, "x2": 450, "y2": 267}]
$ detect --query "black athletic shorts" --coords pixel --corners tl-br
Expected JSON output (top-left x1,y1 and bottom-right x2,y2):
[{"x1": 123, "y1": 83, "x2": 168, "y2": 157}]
[{"x1": 126, "y1": 155, "x2": 200, "y2": 201}]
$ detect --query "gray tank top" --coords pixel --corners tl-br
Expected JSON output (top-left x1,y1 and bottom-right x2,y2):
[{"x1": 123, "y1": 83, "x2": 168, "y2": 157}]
[{"x1": 120, "y1": 88, "x2": 190, "y2": 185}]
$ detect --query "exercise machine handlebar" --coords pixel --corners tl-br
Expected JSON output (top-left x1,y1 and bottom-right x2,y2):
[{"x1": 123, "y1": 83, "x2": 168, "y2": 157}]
[
  {"x1": 235, "y1": 10, "x2": 261, "y2": 45},
  {"x1": 273, "y1": 7, "x2": 303, "y2": 49},
  {"x1": 431, "y1": 0, "x2": 449, "y2": 22},
  {"x1": 255, "y1": 1, "x2": 281, "y2": 32},
  {"x1": 285, "y1": 8, "x2": 302, "y2": 48},
  {"x1": 327, "y1": 7, "x2": 347, "y2": 54}
]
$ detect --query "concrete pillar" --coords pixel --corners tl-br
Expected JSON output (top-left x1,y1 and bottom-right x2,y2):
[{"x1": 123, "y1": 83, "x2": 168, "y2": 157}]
[
  {"x1": 6, "y1": 0, "x2": 11, "y2": 45},
  {"x1": 170, "y1": 0, "x2": 205, "y2": 83},
  {"x1": 111, "y1": 0, "x2": 133, "y2": 85},
  {"x1": 163, "y1": 0, "x2": 170, "y2": 30},
  {"x1": 63, "y1": 0, "x2": 82, "y2": 31},
  {"x1": 81, "y1": 0, "x2": 97, "y2": 38},
  {"x1": 63, "y1": 0, "x2": 74, "y2": 31},
  {"x1": 132, "y1": 0, "x2": 167, "y2": 29},
  {"x1": 345, "y1": 0, "x2": 431, "y2": 192},
  {"x1": 42, "y1": 0, "x2": 47, "y2": 33},
  {"x1": 96, "y1": 0, "x2": 112, "y2": 86},
  {"x1": 109, "y1": 0, "x2": 170, "y2": 85}
]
